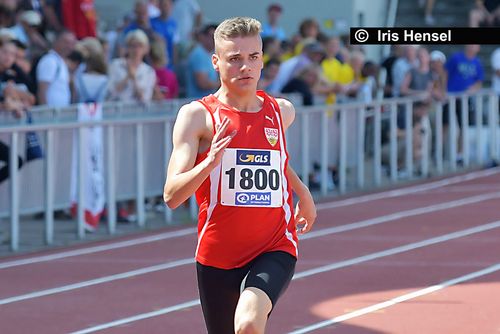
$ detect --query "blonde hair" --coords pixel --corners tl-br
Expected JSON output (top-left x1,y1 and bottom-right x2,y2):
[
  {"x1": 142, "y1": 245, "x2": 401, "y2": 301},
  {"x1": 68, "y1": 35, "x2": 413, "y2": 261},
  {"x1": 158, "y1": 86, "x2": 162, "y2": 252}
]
[
  {"x1": 214, "y1": 17, "x2": 262, "y2": 43},
  {"x1": 125, "y1": 29, "x2": 149, "y2": 48}
]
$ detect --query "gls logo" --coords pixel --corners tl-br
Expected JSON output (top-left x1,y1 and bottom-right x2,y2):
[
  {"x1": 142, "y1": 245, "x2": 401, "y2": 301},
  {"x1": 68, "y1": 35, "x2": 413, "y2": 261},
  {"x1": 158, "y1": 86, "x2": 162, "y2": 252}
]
[{"x1": 236, "y1": 150, "x2": 270, "y2": 166}]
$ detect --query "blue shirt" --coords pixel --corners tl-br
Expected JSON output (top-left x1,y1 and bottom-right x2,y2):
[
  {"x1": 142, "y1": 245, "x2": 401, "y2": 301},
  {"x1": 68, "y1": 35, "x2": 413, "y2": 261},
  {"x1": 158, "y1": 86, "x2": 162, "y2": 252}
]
[
  {"x1": 446, "y1": 52, "x2": 484, "y2": 93},
  {"x1": 186, "y1": 44, "x2": 218, "y2": 98},
  {"x1": 150, "y1": 17, "x2": 179, "y2": 68},
  {"x1": 261, "y1": 23, "x2": 286, "y2": 41}
]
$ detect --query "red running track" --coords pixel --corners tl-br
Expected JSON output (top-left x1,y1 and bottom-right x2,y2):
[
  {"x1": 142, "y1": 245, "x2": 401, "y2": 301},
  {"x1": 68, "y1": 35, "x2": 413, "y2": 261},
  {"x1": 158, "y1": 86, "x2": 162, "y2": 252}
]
[{"x1": 1, "y1": 168, "x2": 500, "y2": 334}]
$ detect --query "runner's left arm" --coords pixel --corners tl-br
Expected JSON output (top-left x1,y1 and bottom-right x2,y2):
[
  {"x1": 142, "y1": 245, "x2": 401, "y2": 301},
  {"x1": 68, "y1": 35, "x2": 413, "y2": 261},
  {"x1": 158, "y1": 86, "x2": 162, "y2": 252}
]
[{"x1": 278, "y1": 98, "x2": 317, "y2": 233}]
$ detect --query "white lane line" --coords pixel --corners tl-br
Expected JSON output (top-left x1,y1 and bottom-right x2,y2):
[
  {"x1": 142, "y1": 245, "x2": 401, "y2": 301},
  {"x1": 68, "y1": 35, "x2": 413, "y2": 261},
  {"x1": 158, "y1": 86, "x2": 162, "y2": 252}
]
[
  {"x1": 316, "y1": 167, "x2": 500, "y2": 210},
  {"x1": 0, "y1": 228, "x2": 197, "y2": 270},
  {"x1": 288, "y1": 262, "x2": 500, "y2": 334},
  {"x1": 302, "y1": 192, "x2": 500, "y2": 240},
  {"x1": 68, "y1": 221, "x2": 500, "y2": 334},
  {"x1": 293, "y1": 220, "x2": 500, "y2": 279},
  {"x1": 2, "y1": 192, "x2": 499, "y2": 306},
  {"x1": 1, "y1": 168, "x2": 498, "y2": 270},
  {"x1": 71, "y1": 300, "x2": 202, "y2": 334},
  {"x1": 0, "y1": 258, "x2": 194, "y2": 305}
]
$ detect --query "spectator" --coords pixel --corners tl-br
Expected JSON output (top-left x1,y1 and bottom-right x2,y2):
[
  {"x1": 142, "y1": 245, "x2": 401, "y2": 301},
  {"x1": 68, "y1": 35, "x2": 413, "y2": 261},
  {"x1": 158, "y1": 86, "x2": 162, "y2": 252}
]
[
  {"x1": 400, "y1": 47, "x2": 433, "y2": 100},
  {"x1": 419, "y1": 0, "x2": 437, "y2": 25},
  {"x1": 185, "y1": 24, "x2": 219, "y2": 98},
  {"x1": 0, "y1": 0, "x2": 17, "y2": 27},
  {"x1": 267, "y1": 39, "x2": 325, "y2": 94},
  {"x1": 0, "y1": 83, "x2": 29, "y2": 184},
  {"x1": 469, "y1": 0, "x2": 500, "y2": 27},
  {"x1": 429, "y1": 50, "x2": 447, "y2": 101},
  {"x1": 74, "y1": 38, "x2": 107, "y2": 103},
  {"x1": 42, "y1": 0, "x2": 64, "y2": 35},
  {"x1": 446, "y1": 44, "x2": 484, "y2": 161},
  {"x1": 150, "y1": 0, "x2": 179, "y2": 69},
  {"x1": 262, "y1": 36, "x2": 282, "y2": 64},
  {"x1": 13, "y1": 39, "x2": 32, "y2": 75},
  {"x1": 150, "y1": 35, "x2": 178, "y2": 99},
  {"x1": 392, "y1": 44, "x2": 418, "y2": 97},
  {"x1": 107, "y1": 29, "x2": 156, "y2": 102},
  {"x1": 147, "y1": 0, "x2": 160, "y2": 18},
  {"x1": 282, "y1": 63, "x2": 336, "y2": 105},
  {"x1": 122, "y1": 0, "x2": 156, "y2": 44},
  {"x1": 261, "y1": 3, "x2": 286, "y2": 42},
  {"x1": 293, "y1": 18, "x2": 320, "y2": 55},
  {"x1": 36, "y1": 29, "x2": 76, "y2": 106},
  {"x1": 446, "y1": 44, "x2": 483, "y2": 96},
  {"x1": 60, "y1": 0, "x2": 97, "y2": 39},
  {"x1": 381, "y1": 44, "x2": 403, "y2": 98},
  {"x1": 0, "y1": 39, "x2": 36, "y2": 95},
  {"x1": 9, "y1": 10, "x2": 49, "y2": 57},
  {"x1": 171, "y1": 0, "x2": 201, "y2": 44},
  {"x1": 491, "y1": 47, "x2": 500, "y2": 97},
  {"x1": 258, "y1": 57, "x2": 280, "y2": 91}
]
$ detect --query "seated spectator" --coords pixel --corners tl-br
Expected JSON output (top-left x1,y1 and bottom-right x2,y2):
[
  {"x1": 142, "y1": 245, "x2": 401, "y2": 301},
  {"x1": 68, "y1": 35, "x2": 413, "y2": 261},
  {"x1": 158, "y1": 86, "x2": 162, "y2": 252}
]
[
  {"x1": 185, "y1": 24, "x2": 219, "y2": 98},
  {"x1": 258, "y1": 57, "x2": 280, "y2": 91},
  {"x1": 268, "y1": 39, "x2": 325, "y2": 94},
  {"x1": 107, "y1": 29, "x2": 156, "y2": 102},
  {"x1": 469, "y1": 0, "x2": 500, "y2": 27},
  {"x1": 150, "y1": 35, "x2": 179, "y2": 99},
  {"x1": 261, "y1": 3, "x2": 286, "y2": 42}
]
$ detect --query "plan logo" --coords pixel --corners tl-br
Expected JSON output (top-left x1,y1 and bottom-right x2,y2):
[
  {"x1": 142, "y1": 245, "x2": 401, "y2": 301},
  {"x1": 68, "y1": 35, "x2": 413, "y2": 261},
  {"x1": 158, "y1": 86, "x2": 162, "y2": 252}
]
[{"x1": 235, "y1": 192, "x2": 271, "y2": 206}]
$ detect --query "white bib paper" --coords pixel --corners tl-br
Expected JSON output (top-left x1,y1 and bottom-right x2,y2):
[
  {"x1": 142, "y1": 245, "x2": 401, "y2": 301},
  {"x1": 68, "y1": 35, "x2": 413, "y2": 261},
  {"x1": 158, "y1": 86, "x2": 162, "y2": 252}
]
[{"x1": 220, "y1": 148, "x2": 283, "y2": 207}]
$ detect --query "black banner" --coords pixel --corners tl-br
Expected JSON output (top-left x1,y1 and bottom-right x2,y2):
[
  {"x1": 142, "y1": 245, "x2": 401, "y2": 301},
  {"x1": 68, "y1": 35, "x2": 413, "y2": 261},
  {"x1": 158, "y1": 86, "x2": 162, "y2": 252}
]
[{"x1": 350, "y1": 27, "x2": 500, "y2": 45}]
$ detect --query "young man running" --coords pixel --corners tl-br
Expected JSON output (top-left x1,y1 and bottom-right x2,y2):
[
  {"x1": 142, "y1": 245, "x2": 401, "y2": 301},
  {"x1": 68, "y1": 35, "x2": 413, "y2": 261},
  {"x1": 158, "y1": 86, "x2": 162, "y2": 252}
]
[{"x1": 164, "y1": 17, "x2": 316, "y2": 334}]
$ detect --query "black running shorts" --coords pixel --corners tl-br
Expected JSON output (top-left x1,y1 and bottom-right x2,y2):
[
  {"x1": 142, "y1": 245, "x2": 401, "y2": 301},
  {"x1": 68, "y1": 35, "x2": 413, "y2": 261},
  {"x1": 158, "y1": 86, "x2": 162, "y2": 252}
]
[{"x1": 196, "y1": 251, "x2": 296, "y2": 334}]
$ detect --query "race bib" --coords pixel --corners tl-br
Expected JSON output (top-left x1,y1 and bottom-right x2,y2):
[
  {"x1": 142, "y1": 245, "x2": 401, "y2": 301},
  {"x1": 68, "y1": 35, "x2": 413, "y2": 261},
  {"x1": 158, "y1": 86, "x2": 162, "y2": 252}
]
[{"x1": 220, "y1": 148, "x2": 283, "y2": 207}]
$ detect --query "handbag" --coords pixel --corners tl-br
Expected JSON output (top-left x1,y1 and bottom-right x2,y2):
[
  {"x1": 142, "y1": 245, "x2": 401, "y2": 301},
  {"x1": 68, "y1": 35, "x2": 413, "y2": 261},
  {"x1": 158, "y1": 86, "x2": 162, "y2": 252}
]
[{"x1": 25, "y1": 112, "x2": 43, "y2": 161}]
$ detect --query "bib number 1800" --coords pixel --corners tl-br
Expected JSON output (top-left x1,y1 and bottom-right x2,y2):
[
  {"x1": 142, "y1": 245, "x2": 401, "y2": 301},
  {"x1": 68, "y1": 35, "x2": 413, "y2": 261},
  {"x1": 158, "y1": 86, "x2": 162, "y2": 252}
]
[{"x1": 225, "y1": 168, "x2": 280, "y2": 191}]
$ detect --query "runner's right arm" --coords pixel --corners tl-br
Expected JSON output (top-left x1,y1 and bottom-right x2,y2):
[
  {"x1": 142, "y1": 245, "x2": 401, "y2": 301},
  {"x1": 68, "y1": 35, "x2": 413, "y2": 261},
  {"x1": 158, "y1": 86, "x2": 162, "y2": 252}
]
[{"x1": 163, "y1": 103, "x2": 234, "y2": 209}]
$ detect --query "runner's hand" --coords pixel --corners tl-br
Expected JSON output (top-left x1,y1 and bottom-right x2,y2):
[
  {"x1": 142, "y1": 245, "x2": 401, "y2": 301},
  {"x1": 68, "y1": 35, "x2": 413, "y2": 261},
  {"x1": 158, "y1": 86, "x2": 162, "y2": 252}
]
[
  {"x1": 207, "y1": 116, "x2": 236, "y2": 167},
  {"x1": 295, "y1": 191, "x2": 316, "y2": 234}
]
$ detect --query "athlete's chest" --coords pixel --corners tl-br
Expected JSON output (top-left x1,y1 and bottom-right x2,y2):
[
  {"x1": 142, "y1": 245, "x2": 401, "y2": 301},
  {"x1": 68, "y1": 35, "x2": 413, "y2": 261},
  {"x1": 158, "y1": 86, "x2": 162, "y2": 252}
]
[{"x1": 221, "y1": 110, "x2": 281, "y2": 150}]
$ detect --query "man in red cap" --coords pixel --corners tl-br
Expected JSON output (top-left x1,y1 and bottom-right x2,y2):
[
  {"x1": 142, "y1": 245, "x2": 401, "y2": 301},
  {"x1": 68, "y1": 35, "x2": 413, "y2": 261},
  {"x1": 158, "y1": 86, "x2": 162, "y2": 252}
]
[{"x1": 261, "y1": 3, "x2": 286, "y2": 41}]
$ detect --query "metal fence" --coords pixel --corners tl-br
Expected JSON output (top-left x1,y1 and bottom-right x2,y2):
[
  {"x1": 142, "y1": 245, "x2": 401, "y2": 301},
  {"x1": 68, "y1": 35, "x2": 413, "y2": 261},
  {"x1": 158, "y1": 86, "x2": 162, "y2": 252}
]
[{"x1": 0, "y1": 90, "x2": 498, "y2": 251}]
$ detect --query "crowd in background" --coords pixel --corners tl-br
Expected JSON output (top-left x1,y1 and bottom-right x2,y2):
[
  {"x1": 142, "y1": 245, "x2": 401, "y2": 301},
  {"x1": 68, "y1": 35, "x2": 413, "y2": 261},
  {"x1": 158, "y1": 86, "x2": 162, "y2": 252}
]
[
  {"x1": 1, "y1": 0, "x2": 500, "y2": 221},
  {"x1": 0, "y1": 0, "x2": 498, "y2": 114}
]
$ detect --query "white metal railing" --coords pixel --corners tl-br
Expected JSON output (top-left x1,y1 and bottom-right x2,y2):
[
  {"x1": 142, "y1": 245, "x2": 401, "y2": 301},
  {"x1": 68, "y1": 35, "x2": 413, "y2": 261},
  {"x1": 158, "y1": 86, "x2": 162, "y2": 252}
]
[{"x1": 1, "y1": 90, "x2": 498, "y2": 252}]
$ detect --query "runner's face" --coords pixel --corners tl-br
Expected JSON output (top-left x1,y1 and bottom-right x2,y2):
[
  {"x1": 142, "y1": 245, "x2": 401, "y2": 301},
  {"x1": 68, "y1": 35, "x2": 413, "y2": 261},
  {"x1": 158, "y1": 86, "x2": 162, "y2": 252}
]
[{"x1": 213, "y1": 35, "x2": 263, "y2": 92}]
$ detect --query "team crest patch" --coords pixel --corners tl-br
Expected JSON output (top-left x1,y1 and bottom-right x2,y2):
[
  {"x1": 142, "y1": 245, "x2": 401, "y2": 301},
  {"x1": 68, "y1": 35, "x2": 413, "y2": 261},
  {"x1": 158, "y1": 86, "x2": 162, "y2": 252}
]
[{"x1": 264, "y1": 127, "x2": 279, "y2": 146}]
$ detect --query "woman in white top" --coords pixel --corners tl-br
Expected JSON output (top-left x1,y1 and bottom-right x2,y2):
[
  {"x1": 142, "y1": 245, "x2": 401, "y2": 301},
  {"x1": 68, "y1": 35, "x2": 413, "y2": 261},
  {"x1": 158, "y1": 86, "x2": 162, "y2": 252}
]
[
  {"x1": 107, "y1": 29, "x2": 156, "y2": 102},
  {"x1": 74, "y1": 38, "x2": 108, "y2": 103}
]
